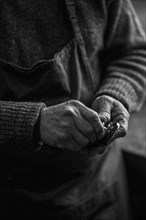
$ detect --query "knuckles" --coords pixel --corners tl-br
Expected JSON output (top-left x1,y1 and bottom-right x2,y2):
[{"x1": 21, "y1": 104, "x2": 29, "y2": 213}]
[
  {"x1": 61, "y1": 120, "x2": 71, "y2": 129},
  {"x1": 64, "y1": 101, "x2": 79, "y2": 117},
  {"x1": 68, "y1": 99, "x2": 81, "y2": 106},
  {"x1": 57, "y1": 132, "x2": 70, "y2": 143},
  {"x1": 64, "y1": 106, "x2": 76, "y2": 117}
]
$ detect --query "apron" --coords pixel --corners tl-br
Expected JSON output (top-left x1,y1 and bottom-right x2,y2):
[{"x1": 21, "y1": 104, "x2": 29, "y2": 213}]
[{"x1": 0, "y1": 1, "x2": 129, "y2": 219}]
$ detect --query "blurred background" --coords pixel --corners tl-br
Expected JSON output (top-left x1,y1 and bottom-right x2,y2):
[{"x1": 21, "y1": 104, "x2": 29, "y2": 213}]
[
  {"x1": 116, "y1": 2, "x2": 146, "y2": 219},
  {"x1": 117, "y1": 0, "x2": 146, "y2": 156}
]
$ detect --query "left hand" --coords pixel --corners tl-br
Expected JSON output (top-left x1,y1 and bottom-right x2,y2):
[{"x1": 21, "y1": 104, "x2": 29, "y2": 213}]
[{"x1": 86, "y1": 95, "x2": 130, "y2": 156}]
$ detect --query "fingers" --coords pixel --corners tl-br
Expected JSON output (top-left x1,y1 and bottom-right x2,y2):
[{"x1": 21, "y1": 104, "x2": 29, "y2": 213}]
[
  {"x1": 71, "y1": 124, "x2": 90, "y2": 147},
  {"x1": 92, "y1": 96, "x2": 112, "y2": 124},
  {"x1": 70, "y1": 100, "x2": 105, "y2": 141},
  {"x1": 73, "y1": 112, "x2": 99, "y2": 144},
  {"x1": 89, "y1": 95, "x2": 130, "y2": 157},
  {"x1": 111, "y1": 102, "x2": 130, "y2": 139},
  {"x1": 92, "y1": 96, "x2": 130, "y2": 137},
  {"x1": 41, "y1": 98, "x2": 129, "y2": 156},
  {"x1": 57, "y1": 125, "x2": 89, "y2": 151},
  {"x1": 55, "y1": 125, "x2": 89, "y2": 151},
  {"x1": 56, "y1": 100, "x2": 106, "y2": 152},
  {"x1": 112, "y1": 115, "x2": 129, "y2": 140}
]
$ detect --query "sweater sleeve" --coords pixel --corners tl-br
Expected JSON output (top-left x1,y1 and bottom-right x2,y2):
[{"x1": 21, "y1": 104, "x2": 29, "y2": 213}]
[
  {"x1": 95, "y1": 0, "x2": 146, "y2": 113},
  {"x1": 0, "y1": 101, "x2": 46, "y2": 153}
]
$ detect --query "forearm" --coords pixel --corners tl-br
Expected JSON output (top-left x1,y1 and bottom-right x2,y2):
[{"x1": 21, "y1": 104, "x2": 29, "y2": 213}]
[
  {"x1": 0, "y1": 101, "x2": 45, "y2": 153},
  {"x1": 95, "y1": 0, "x2": 146, "y2": 112}
]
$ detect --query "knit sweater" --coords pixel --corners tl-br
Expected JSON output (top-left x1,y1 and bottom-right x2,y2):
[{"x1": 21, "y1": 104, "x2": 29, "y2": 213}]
[{"x1": 0, "y1": 0, "x2": 146, "y2": 152}]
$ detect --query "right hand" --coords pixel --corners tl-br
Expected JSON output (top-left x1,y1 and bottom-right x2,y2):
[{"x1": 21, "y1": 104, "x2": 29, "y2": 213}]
[{"x1": 40, "y1": 100, "x2": 105, "y2": 152}]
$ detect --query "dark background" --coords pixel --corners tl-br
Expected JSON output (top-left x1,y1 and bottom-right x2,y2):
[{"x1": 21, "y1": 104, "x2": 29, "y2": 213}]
[
  {"x1": 117, "y1": 0, "x2": 146, "y2": 156},
  {"x1": 117, "y1": 3, "x2": 146, "y2": 219}
]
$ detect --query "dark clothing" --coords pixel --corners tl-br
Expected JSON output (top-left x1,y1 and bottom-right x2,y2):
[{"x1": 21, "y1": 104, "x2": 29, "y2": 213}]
[
  {"x1": 1, "y1": 145, "x2": 129, "y2": 220},
  {"x1": 0, "y1": 0, "x2": 146, "y2": 150},
  {"x1": 0, "y1": 0, "x2": 146, "y2": 219}
]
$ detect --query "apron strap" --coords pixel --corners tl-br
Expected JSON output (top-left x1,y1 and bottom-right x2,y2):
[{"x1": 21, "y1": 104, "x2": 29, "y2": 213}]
[{"x1": 64, "y1": 0, "x2": 81, "y2": 37}]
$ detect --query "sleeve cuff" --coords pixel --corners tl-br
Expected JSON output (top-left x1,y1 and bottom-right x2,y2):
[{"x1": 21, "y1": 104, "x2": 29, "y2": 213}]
[
  {"x1": 94, "y1": 78, "x2": 139, "y2": 112},
  {"x1": 0, "y1": 101, "x2": 46, "y2": 153}
]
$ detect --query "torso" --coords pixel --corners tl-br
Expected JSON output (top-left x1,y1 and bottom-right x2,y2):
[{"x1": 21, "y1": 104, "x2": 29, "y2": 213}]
[
  {"x1": 0, "y1": 0, "x2": 72, "y2": 67},
  {"x1": 0, "y1": 0, "x2": 106, "y2": 68}
]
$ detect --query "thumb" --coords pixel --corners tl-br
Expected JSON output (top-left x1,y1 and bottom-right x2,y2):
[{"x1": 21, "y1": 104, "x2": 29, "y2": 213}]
[{"x1": 92, "y1": 96, "x2": 112, "y2": 125}]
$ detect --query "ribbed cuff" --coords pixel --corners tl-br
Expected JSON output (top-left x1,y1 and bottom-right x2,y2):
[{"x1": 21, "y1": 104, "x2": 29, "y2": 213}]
[
  {"x1": 94, "y1": 78, "x2": 138, "y2": 112},
  {"x1": 0, "y1": 101, "x2": 46, "y2": 153}
]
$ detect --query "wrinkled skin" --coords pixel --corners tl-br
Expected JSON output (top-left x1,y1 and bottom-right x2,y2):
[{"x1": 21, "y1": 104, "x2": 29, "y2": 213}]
[
  {"x1": 89, "y1": 95, "x2": 130, "y2": 156},
  {"x1": 40, "y1": 96, "x2": 130, "y2": 156},
  {"x1": 40, "y1": 100, "x2": 105, "y2": 151}
]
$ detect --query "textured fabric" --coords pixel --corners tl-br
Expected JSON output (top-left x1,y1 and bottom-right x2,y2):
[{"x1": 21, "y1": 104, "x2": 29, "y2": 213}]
[
  {"x1": 0, "y1": 0, "x2": 146, "y2": 150},
  {"x1": 0, "y1": 0, "x2": 145, "y2": 219},
  {"x1": 0, "y1": 3, "x2": 123, "y2": 218},
  {"x1": 0, "y1": 0, "x2": 72, "y2": 67},
  {"x1": 95, "y1": 0, "x2": 146, "y2": 112},
  {"x1": 0, "y1": 16, "x2": 107, "y2": 204},
  {"x1": 0, "y1": 144, "x2": 128, "y2": 220},
  {"x1": 0, "y1": 101, "x2": 45, "y2": 152}
]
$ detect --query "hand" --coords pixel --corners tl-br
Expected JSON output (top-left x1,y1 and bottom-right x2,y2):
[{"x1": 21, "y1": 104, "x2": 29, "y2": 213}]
[
  {"x1": 89, "y1": 95, "x2": 130, "y2": 156},
  {"x1": 40, "y1": 100, "x2": 105, "y2": 152}
]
